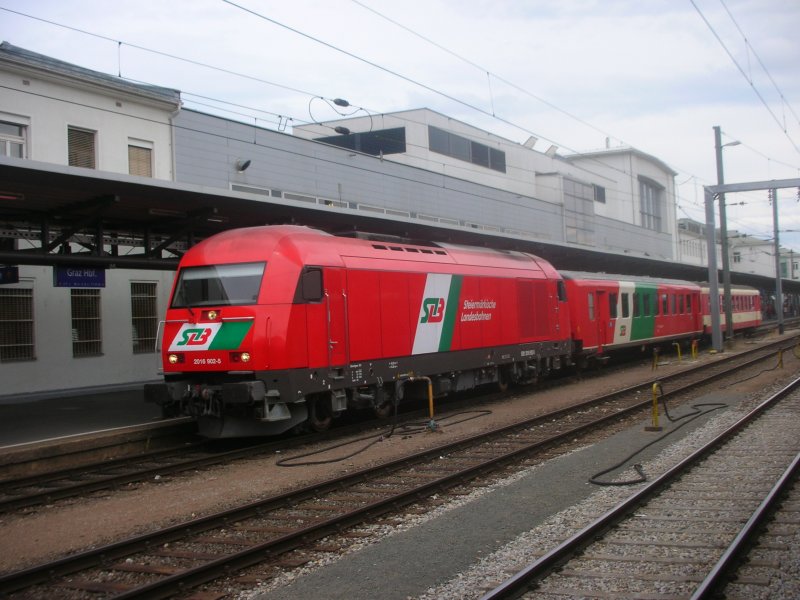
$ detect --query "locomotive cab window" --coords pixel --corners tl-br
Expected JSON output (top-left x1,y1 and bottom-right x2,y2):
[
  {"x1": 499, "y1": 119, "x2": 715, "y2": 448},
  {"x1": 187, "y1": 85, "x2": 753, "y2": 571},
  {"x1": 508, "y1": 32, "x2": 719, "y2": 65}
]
[
  {"x1": 171, "y1": 262, "x2": 265, "y2": 308},
  {"x1": 557, "y1": 280, "x2": 567, "y2": 302},
  {"x1": 296, "y1": 267, "x2": 323, "y2": 303}
]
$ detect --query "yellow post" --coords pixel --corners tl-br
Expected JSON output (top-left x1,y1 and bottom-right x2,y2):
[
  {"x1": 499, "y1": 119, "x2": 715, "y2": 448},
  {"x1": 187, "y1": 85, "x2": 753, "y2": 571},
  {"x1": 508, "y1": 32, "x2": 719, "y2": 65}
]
[
  {"x1": 652, "y1": 347, "x2": 660, "y2": 371},
  {"x1": 645, "y1": 382, "x2": 663, "y2": 431},
  {"x1": 777, "y1": 348, "x2": 784, "y2": 369},
  {"x1": 427, "y1": 377, "x2": 435, "y2": 424},
  {"x1": 672, "y1": 342, "x2": 682, "y2": 362},
  {"x1": 691, "y1": 339, "x2": 698, "y2": 360},
  {"x1": 400, "y1": 374, "x2": 439, "y2": 431}
]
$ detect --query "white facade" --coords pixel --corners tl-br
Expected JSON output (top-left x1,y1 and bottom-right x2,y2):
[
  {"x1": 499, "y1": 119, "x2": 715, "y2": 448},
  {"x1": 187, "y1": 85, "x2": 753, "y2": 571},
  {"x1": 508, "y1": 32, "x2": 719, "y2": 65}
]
[
  {"x1": 0, "y1": 43, "x2": 181, "y2": 397},
  {"x1": 293, "y1": 109, "x2": 677, "y2": 259},
  {"x1": 0, "y1": 43, "x2": 179, "y2": 178}
]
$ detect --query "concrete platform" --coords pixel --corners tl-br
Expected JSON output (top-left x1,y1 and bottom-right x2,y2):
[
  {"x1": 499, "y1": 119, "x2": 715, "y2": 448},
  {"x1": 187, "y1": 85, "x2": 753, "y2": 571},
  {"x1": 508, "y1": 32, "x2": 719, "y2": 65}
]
[{"x1": 256, "y1": 390, "x2": 746, "y2": 600}]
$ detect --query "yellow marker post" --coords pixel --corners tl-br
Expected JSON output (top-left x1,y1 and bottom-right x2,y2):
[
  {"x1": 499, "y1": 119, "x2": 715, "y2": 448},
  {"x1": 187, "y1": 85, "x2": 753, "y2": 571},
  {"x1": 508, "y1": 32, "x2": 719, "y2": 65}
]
[
  {"x1": 652, "y1": 348, "x2": 660, "y2": 371},
  {"x1": 645, "y1": 382, "x2": 663, "y2": 432},
  {"x1": 691, "y1": 339, "x2": 698, "y2": 360},
  {"x1": 398, "y1": 373, "x2": 439, "y2": 432},
  {"x1": 672, "y1": 342, "x2": 682, "y2": 362}
]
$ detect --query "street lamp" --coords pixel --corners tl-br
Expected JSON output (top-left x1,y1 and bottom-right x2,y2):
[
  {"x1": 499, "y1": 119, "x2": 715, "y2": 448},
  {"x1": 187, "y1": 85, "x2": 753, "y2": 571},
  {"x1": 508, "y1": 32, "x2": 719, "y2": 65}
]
[{"x1": 713, "y1": 126, "x2": 740, "y2": 342}]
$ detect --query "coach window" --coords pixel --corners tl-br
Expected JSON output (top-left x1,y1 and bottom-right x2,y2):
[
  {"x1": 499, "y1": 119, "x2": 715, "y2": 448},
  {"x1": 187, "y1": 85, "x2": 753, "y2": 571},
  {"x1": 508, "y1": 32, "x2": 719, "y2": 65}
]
[
  {"x1": 661, "y1": 293, "x2": 668, "y2": 315},
  {"x1": 609, "y1": 293, "x2": 618, "y2": 318},
  {"x1": 642, "y1": 293, "x2": 651, "y2": 317},
  {"x1": 633, "y1": 293, "x2": 640, "y2": 318},
  {"x1": 687, "y1": 294, "x2": 693, "y2": 312},
  {"x1": 587, "y1": 292, "x2": 595, "y2": 321},
  {"x1": 679, "y1": 295, "x2": 685, "y2": 314},
  {"x1": 621, "y1": 293, "x2": 630, "y2": 318}
]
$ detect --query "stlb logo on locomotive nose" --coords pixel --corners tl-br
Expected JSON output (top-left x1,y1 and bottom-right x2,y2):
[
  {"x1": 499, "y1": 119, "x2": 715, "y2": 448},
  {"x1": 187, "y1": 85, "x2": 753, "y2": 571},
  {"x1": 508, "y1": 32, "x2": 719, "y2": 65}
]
[
  {"x1": 420, "y1": 297, "x2": 445, "y2": 323},
  {"x1": 178, "y1": 327, "x2": 213, "y2": 346}
]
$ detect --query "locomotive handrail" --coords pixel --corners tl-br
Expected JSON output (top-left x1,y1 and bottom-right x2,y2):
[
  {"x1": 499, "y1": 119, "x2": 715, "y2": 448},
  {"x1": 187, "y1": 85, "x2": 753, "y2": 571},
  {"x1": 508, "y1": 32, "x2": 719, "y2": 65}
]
[
  {"x1": 342, "y1": 290, "x2": 350, "y2": 359},
  {"x1": 324, "y1": 290, "x2": 333, "y2": 368},
  {"x1": 220, "y1": 316, "x2": 255, "y2": 321}
]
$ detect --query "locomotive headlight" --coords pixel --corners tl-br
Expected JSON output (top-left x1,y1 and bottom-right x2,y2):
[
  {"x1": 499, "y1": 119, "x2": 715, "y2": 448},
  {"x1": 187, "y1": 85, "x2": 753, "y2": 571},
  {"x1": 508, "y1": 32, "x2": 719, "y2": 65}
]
[
  {"x1": 168, "y1": 353, "x2": 179, "y2": 364},
  {"x1": 208, "y1": 310, "x2": 218, "y2": 320},
  {"x1": 240, "y1": 352, "x2": 251, "y2": 363}
]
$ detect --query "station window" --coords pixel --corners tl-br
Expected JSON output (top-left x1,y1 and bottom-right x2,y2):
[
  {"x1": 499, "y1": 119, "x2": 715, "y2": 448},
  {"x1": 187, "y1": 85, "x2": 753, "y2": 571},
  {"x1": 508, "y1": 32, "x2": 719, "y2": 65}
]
[
  {"x1": 428, "y1": 126, "x2": 506, "y2": 173},
  {"x1": 0, "y1": 287, "x2": 35, "y2": 362},
  {"x1": 68, "y1": 126, "x2": 96, "y2": 169},
  {"x1": 0, "y1": 119, "x2": 27, "y2": 158},
  {"x1": 131, "y1": 282, "x2": 157, "y2": 354},
  {"x1": 128, "y1": 139, "x2": 153, "y2": 177},
  {"x1": 71, "y1": 289, "x2": 102, "y2": 357}
]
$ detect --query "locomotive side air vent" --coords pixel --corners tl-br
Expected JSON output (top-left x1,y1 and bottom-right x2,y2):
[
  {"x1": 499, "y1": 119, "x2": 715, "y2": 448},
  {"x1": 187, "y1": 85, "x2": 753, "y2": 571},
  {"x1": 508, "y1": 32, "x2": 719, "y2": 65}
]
[{"x1": 370, "y1": 243, "x2": 447, "y2": 256}]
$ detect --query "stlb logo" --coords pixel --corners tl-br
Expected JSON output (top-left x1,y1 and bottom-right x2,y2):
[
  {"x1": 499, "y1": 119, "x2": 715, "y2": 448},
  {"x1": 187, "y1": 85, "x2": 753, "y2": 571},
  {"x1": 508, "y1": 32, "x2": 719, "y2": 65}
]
[
  {"x1": 420, "y1": 297, "x2": 445, "y2": 323},
  {"x1": 178, "y1": 327, "x2": 213, "y2": 346}
]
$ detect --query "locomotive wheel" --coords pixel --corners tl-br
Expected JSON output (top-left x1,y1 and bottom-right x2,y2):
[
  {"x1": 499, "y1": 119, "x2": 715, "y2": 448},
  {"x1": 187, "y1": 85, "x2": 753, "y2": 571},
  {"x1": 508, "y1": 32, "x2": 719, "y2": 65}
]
[
  {"x1": 308, "y1": 394, "x2": 333, "y2": 432},
  {"x1": 374, "y1": 397, "x2": 395, "y2": 419}
]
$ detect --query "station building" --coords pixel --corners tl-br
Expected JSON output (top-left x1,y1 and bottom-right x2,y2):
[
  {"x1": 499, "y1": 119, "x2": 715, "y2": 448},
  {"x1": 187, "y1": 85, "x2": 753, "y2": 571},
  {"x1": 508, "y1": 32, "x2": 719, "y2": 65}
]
[{"x1": 0, "y1": 42, "x2": 790, "y2": 398}]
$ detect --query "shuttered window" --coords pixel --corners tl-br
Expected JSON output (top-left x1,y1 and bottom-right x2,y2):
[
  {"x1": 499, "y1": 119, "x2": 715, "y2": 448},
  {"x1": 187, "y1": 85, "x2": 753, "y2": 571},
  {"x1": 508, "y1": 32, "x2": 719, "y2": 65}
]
[
  {"x1": 128, "y1": 144, "x2": 153, "y2": 177},
  {"x1": 71, "y1": 289, "x2": 102, "y2": 357},
  {"x1": 0, "y1": 288, "x2": 35, "y2": 362},
  {"x1": 68, "y1": 127, "x2": 96, "y2": 169}
]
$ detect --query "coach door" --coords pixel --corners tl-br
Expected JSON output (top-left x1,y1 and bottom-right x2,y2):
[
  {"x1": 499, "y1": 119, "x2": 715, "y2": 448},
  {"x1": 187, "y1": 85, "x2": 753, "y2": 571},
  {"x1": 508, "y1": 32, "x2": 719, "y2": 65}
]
[
  {"x1": 595, "y1": 290, "x2": 609, "y2": 353},
  {"x1": 324, "y1": 268, "x2": 348, "y2": 369}
]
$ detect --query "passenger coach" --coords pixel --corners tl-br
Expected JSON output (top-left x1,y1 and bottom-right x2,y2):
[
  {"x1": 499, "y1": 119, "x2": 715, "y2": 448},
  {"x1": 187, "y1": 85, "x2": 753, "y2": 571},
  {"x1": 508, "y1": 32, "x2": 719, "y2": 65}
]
[{"x1": 560, "y1": 272, "x2": 703, "y2": 362}]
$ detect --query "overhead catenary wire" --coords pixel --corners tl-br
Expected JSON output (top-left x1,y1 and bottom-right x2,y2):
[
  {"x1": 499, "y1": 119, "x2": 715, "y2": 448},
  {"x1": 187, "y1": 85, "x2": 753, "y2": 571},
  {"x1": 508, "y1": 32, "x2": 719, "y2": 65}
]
[
  {"x1": 3, "y1": 3, "x2": 800, "y2": 245},
  {"x1": 4, "y1": 4, "x2": 798, "y2": 195}
]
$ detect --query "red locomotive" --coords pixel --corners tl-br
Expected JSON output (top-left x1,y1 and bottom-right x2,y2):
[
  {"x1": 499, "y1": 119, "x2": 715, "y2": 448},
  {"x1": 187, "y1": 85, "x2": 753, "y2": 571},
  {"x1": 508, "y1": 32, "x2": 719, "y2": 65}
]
[
  {"x1": 146, "y1": 225, "x2": 572, "y2": 437},
  {"x1": 145, "y1": 225, "x2": 762, "y2": 437}
]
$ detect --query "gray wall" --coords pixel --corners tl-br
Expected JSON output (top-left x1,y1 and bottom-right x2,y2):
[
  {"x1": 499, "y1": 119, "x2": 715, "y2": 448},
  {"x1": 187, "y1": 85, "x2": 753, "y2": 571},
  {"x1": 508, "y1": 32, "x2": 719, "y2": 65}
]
[{"x1": 174, "y1": 110, "x2": 565, "y2": 243}]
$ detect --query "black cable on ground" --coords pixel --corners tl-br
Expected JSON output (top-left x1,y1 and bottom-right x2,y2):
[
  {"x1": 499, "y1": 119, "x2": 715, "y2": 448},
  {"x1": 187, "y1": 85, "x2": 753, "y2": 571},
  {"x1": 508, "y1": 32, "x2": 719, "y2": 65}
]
[
  {"x1": 588, "y1": 391, "x2": 727, "y2": 486},
  {"x1": 275, "y1": 407, "x2": 491, "y2": 467},
  {"x1": 721, "y1": 346, "x2": 792, "y2": 389}
]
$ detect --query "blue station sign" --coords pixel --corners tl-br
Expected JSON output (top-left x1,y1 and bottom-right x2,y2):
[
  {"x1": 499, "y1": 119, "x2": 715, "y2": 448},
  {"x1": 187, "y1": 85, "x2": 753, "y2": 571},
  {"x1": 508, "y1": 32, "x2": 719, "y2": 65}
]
[{"x1": 53, "y1": 266, "x2": 106, "y2": 288}]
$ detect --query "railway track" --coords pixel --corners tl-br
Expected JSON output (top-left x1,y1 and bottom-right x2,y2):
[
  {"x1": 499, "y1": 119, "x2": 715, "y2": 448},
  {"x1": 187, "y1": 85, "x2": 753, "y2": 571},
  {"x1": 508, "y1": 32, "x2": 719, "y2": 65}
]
[
  {"x1": 480, "y1": 376, "x2": 800, "y2": 600},
  {"x1": 0, "y1": 334, "x2": 796, "y2": 516},
  {"x1": 0, "y1": 336, "x2": 797, "y2": 598}
]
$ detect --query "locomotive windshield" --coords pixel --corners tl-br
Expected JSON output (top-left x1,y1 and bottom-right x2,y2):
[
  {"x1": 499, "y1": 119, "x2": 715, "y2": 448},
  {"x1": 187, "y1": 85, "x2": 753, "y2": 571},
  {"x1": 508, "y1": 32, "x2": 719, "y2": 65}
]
[{"x1": 171, "y1": 262, "x2": 266, "y2": 308}]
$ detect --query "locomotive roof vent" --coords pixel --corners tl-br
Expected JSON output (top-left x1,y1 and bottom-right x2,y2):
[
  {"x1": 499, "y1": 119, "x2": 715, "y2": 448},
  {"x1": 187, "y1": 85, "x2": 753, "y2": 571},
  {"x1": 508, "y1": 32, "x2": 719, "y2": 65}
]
[
  {"x1": 370, "y1": 244, "x2": 447, "y2": 256},
  {"x1": 335, "y1": 230, "x2": 447, "y2": 255}
]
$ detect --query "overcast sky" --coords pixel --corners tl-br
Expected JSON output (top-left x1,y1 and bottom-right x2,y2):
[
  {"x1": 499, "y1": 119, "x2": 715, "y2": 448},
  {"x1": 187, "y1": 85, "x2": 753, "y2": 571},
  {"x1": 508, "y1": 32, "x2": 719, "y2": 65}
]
[{"x1": 3, "y1": 0, "x2": 800, "y2": 250}]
